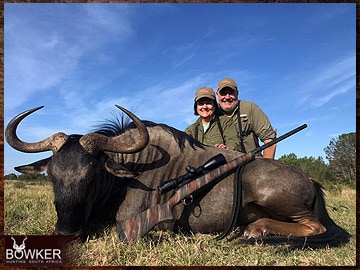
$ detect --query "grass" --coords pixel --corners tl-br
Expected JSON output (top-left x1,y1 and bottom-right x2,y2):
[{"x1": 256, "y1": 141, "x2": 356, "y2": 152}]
[{"x1": 4, "y1": 180, "x2": 357, "y2": 266}]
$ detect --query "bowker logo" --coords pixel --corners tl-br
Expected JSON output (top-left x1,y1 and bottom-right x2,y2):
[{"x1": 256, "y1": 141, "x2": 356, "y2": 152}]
[{"x1": 5, "y1": 235, "x2": 69, "y2": 265}]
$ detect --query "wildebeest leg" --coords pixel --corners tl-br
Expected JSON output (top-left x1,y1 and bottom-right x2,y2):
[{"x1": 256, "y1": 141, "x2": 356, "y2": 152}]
[{"x1": 243, "y1": 217, "x2": 326, "y2": 238}]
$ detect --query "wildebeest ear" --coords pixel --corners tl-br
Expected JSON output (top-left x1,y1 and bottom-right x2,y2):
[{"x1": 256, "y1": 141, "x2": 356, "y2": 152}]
[
  {"x1": 15, "y1": 157, "x2": 51, "y2": 174},
  {"x1": 105, "y1": 159, "x2": 138, "y2": 178}
]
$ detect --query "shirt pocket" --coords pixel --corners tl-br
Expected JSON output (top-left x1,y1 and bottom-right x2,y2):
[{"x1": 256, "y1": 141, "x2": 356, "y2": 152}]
[
  {"x1": 205, "y1": 133, "x2": 224, "y2": 145},
  {"x1": 239, "y1": 114, "x2": 250, "y2": 135}
]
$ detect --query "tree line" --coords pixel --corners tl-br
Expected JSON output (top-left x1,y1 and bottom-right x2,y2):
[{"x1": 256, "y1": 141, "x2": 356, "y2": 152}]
[
  {"x1": 5, "y1": 132, "x2": 355, "y2": 190},
  {"x1": 278, "y1": 132, "x2": 355, "y2": 191}
]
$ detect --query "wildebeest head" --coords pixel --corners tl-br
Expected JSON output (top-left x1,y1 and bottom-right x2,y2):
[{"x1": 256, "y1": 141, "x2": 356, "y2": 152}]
[{"x1": 5, "y1": 105, "x2": 149, "y2": 237}]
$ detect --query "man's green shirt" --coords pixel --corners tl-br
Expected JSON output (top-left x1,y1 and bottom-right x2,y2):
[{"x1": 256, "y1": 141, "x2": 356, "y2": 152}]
[{"x1": 226, "y1": 100, "x2": 277, "y2": 153}]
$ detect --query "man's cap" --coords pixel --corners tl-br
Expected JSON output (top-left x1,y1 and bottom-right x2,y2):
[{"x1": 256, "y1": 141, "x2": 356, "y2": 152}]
[
  {"x1": 217, "y1": 78, "x2": 238, "y2": 93},
  {"x1": 195, "y1": 87, "x2": 216, "y2": 101}
]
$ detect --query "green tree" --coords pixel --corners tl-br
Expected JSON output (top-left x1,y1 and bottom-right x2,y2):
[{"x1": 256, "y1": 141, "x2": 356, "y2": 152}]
[
  {"x1": 279, "y1": 153, "x2": 333, "y2": 184},
  {"x1": 324, "y1": 132, "x2": 356, "y2": 184},
  {"x1": 4, "y1": 173, "x2": 18, "y2": 180},
  {"x1": 6, "y1": 173, "x2": 50, "y2": 183},
  {"x1": 18, "y1": 173, "x2": 34, "y2": 181}
]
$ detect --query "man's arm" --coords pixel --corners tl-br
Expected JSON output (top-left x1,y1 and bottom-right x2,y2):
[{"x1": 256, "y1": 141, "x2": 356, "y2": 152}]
[
  {"x1": 262, "y1": 138, "x2": 276, "y2": 159},
  {"x1": 249, "y1": 102, "x2": 277, "y2": 158}
]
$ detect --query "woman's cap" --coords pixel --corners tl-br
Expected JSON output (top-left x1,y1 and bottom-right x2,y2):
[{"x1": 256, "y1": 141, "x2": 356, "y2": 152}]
[{"x1": 195, "y1": 87, "x2": 216, "y2": 101}]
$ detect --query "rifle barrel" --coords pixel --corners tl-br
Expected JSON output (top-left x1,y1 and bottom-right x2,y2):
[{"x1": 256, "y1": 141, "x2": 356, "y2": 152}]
[{"x1": 256, "y1": 124, "x2": 307, "y2": 154}]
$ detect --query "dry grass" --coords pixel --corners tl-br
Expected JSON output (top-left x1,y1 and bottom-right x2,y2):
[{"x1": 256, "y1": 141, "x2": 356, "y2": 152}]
[{"x1": 4, "y1": 181, "x2": 356, "y2": 266}]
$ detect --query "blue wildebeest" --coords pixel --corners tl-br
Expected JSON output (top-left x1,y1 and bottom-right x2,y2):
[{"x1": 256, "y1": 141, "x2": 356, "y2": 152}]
[{"x1": 6, "y1": 105, "x2": 350, "y2": 248}]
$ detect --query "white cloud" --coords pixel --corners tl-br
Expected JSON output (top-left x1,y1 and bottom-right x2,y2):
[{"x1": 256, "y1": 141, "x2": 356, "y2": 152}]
[
  {"x1": 296, "y1": 54, "x2": 355, "y2": 109},
  {"x1": 4, "y1": 4, "x2": 134, "y2": 112},
  {"x1": 313, "y1": 80, "x2": 354, "y2": 108}
]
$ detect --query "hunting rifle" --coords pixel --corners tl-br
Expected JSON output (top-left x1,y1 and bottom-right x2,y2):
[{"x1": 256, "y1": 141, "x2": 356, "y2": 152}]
[{"x1": 117, "y1": 124, "x2": 307, "y2": 242}]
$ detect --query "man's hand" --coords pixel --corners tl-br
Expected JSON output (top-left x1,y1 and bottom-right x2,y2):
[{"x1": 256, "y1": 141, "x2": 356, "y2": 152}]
[{"x1": 214, "y1": 143, "x2": 231, "y2": 150}]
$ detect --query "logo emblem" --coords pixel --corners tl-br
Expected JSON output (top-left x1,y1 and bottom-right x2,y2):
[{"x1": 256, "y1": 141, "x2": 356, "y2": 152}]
[
  {"x1": 5, "y1": 235, "x2": 69, "y2": 265},
  {"x1": 11, "y1": 236, "x2": 27, "y2": 257}
]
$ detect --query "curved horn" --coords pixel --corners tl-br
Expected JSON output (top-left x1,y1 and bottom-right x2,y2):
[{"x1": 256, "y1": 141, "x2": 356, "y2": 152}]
[
  {"x1": 11, "y1": 236, "x2": 16, "y2": 246},
  {"x1": 79, "y1": 105, "x2": 149, "y2": 155},
  {"x1": 22, "y1": 236, "x2": 27, "y2": 245},
  {"x1": 5, "y1": 106, "x2": 69, "y2": 154}
]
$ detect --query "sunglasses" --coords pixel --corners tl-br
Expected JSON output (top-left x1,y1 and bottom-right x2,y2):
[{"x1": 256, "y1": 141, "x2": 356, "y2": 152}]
[{"x1": 218, "y1": 88, "x2": 237, "y2": 96}]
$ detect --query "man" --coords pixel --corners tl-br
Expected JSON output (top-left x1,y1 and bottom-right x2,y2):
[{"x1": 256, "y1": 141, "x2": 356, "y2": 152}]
[{"x1": 216, "y1": 78, "x2": 277, "y2": 159}]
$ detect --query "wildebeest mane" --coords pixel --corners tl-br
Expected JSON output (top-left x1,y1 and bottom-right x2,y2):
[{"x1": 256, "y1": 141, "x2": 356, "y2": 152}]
[
  {"x1": 92, "y1": 115, "x2": 132, "y2": 137},
  {"x1": 93, "y1": 115, "x2": 204, "y2": 151}
]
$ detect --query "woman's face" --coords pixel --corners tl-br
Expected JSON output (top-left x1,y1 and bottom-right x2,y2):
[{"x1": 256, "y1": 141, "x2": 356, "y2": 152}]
[{"x1": 196, "y1": 97, "x2": 215, "y2": 120}]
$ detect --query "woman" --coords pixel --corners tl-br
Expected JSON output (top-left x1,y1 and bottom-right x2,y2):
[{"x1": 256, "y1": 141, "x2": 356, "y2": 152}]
[{"x1": 185, "y1": 87, "x2": 239, "y2": 151}]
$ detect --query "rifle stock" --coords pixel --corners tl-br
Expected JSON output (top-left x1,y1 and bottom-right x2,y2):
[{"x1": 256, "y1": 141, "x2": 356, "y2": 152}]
[
  {"x1": 118, "y1": 202, "x2": 173, "y2": 242},
  {"x1": 117, "y1": 124, "x2": 307, "y2": 242}
]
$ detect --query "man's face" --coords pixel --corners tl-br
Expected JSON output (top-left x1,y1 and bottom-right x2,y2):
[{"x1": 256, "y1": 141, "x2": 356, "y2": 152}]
[{"x1": 216, "y1": 87, "x2": 239, "y2": 115}]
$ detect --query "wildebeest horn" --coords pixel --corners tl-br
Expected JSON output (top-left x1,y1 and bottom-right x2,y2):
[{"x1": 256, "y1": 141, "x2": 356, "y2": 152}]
[
  {"x1": 5, "y1": 106, "x2": 69, "y2": 154},
  {"x1": 79, "y1": 105, "x2": 149, "y2": 155}
]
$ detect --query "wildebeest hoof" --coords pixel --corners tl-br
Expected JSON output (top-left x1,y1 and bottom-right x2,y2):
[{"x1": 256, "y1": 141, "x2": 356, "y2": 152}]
[
  {"x1": 243, "y1": 231, "x2": 256, "y2": 239},
  {"x1": 244, "y1": 223, "x2": 267, "y2": 238}
]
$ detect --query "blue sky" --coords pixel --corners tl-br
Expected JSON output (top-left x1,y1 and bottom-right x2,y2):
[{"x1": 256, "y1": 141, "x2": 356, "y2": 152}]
[{"x1": 4, "y1": 3, "x2": 356, "y2": 175}]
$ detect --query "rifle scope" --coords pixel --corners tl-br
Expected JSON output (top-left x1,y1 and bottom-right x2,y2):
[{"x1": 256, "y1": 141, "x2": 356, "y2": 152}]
[{"x1": 157, "y1": 153, "x2": 227, "y2": 195}]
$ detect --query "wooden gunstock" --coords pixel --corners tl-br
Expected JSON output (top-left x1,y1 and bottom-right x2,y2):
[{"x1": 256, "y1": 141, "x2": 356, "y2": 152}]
[{"x1": 118, "y1": 202, "x2": 173, "y2": 242}]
